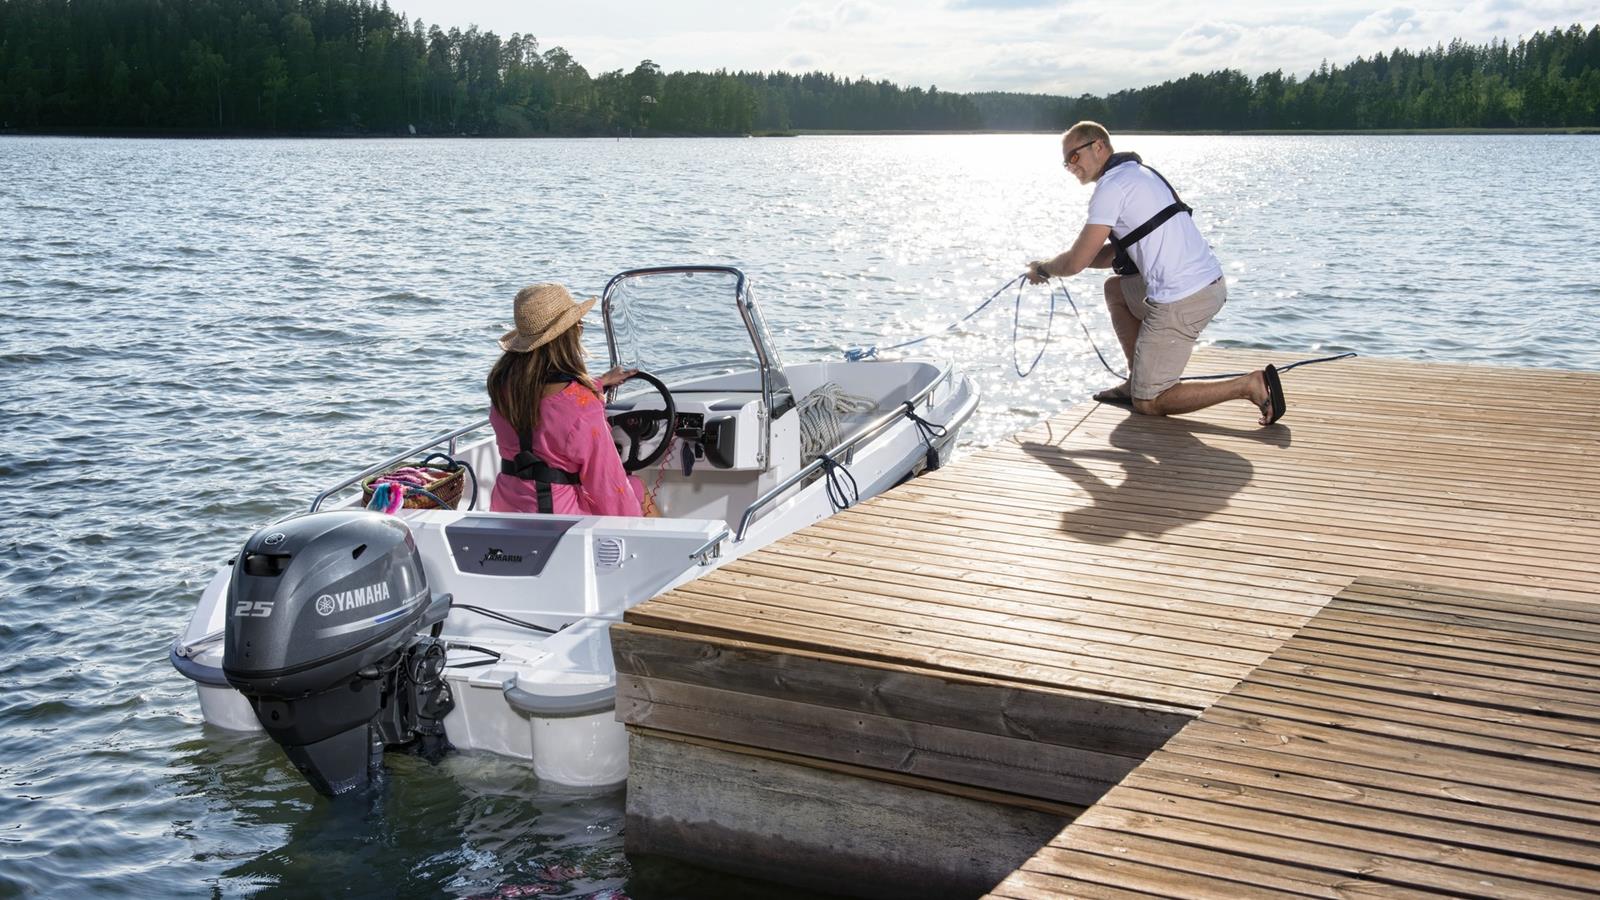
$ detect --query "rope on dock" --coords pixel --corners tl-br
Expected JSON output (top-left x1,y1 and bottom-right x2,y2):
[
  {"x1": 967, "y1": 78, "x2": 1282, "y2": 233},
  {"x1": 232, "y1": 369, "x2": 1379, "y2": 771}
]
[{"x1": 845, "y1": 271, "x2": 1354, "y2": 382}]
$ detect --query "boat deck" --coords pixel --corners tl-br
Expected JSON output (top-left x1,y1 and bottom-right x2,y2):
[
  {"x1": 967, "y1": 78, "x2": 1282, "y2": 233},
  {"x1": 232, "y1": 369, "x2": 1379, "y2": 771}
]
[{"x1": 613, "y1": 349, "x2": 1600, "y2": 896}]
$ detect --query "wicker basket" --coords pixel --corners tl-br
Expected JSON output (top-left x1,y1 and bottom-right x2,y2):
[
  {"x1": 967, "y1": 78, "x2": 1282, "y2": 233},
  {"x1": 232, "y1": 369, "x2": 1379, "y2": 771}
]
[{"x1": 361, "y1": 466, "x2": 464, "y2": 510}]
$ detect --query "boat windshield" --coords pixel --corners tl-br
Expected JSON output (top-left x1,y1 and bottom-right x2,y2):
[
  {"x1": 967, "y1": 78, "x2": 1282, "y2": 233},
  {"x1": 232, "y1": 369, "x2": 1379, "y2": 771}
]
[{"x1": 602, "y1": 267, "x2": 783, "y2": 386}]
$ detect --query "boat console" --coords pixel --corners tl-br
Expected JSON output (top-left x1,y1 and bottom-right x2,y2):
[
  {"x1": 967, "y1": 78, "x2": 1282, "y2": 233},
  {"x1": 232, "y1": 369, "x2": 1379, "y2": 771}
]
[{"x1": 606, "y1": 390, "x2": 766, "y2": 471}]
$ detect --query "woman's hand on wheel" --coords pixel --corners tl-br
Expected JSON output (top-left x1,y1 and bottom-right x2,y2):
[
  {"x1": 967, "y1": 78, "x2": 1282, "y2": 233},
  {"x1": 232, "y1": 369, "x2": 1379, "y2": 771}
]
[{"x1": 597, "y1": 366, "x2": 637, "y2": 389}]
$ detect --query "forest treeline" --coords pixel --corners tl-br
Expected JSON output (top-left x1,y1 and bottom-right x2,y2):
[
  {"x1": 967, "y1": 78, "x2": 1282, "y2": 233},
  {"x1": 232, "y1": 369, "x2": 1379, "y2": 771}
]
[{"x1": 1, "y1": 0, "x2": 1597, "y2": 134}]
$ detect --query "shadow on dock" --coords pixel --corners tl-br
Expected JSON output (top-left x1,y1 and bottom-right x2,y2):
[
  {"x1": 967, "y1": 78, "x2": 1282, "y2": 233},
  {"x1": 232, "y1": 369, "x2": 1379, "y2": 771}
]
[{"x1": 1019, "y1": 413, "x2": 1288, "y2": 544}]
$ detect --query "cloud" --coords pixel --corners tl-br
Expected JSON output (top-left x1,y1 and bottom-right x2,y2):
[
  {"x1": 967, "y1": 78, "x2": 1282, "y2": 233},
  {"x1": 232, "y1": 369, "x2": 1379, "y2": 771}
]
[
  {"x1": 836, "y1": 0, "x2": 879, "y2": 24},
  {"x1": 1349, "y1": 7, "x2": 1428, "y2": 40},
  {"x1": 785, "y1": 0, "x2": 883, "y2": 31},
  {"x1": 785, "y1": 4, "x2": 831, "y2": 30},
  {"x1": 514, "y1": 0, "x2": 1600, "y2": 98},
  {"x1": 1173, "y1": 22, "x2": 1246, "y2": 55},
  {"x1": 946, "y1": 0, "x2": 1062, "y2": 8}
]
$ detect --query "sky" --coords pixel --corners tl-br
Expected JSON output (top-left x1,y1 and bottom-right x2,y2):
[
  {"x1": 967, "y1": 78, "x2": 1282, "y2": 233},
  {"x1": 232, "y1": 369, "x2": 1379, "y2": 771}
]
[{"x1": 388, "y1": 1, "x2": 1600, "y2": 95}]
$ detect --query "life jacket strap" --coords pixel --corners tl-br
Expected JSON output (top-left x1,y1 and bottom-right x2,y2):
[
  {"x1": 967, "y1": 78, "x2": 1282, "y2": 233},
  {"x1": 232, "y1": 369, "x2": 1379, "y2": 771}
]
[
  {"x1": 1102, "y1": 155, "x2": 1194, "y2": 277},
  {"x1": 497, "y1": 372, "x2": 583, "y2": 514},
  {"x1": 501, "y1": 445, "x2": 582, "y2": 514}
]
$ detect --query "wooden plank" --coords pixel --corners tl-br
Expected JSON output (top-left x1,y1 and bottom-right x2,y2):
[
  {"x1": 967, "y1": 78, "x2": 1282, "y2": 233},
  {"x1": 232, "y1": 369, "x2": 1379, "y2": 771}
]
[
  {"x1": 994, "y1": 420, "x2": 1600, "y2": 485},
  {"x1": 1173, "y1": 713, "x2": 1600, "y2": 803},
  {"x1": 777, "y1": 524, "x2": 1333, "y2": 613},
  {"x1": 1295, "y1": 619, "x2": 1600, "y2": 677},
  {"x1": 663, "y1": 581, "x2": 1273, "y2": 675},
  {"x1": 1117, "y1": 769, "x2": 1600, "y2": 868},
  {"x1": 638, "y1": 590, "x2": 1251, "y2": 688},
  {"x1": 1157, "y1": 730, "x2": 1600, "y2": 825},
  {"x1": 787, "y1": 518, "x2": 1339, "y2": 602},
  {"x1": 725, "y1": 557, "x2": 1303, "y2": 643},
  {"x1": 1341, "y1": 577, "x2": 1600, "y2": 621},
  {"x1": 942, "y1": 456, "x2": 1600, "y2": 544},
  {"x1": 798, "y1": 514, "x2": 1343, "y2": 599},
  {"x1": 1097, "y1": 786, "x2": 1600, "y2": 893},
  {"x1": 1251, "y1": 657, "x2": 1600, "y2": 725},
  {"x1": 859, "y1": 481, "x2": 1596, "y2": 578},
  {"x1": 962, "y1": 435, "x2": 1600, "y2": 514},
  {"x1": 666, "y1": 578, "x2": 1277, "y2": 671},
  {"x1": 624, "y1": 602, "x2": 1220, "y2": 709},
  {"x1": 1196, "y1": 706, "x2": 1600, "y2": 798},
  {"x1": 847, "y1": 497, "x2": 1597, "y2": 597},
  {"x1": 1019, "y1": 844, "x2": 1298, "y2": 899},
  {"x1": 1233, "y1": 669, "x2": 1600, "y2": 740},
  {"x1": 807, "y1": 507, "x2": 1345, "y2": 598},
  {"x1": 1274, "y1": 636, "x2": 1600, "y2": 694},
  {"x1": 862, "y1": 489, "x2": 1599, "y2": 582},
  {"x1": 941, "y1": 444, "x2": 1600, "y2": 515},
  {"x1": 634, "y1": 729, "x2": 1085, "y2": 817},
  {"x1": 1131, "y1": 749, "x2": 1600, "y2": 844},
  {"x1": 1019, "y1": 827, "x2": 1438, "y2": 898},
  {"x1": 1308, "y1": 607, "x2": 1600, "y2": 660},
  {"x1": 617, "y1": 674, "x2": 1135, "y2": 805},
  {"x1": 610, "y1": 623, "x2": 1192, "y2": 756},
  {"x1": 1058, "y1": 805, "x2": 1598, "y2": 899},
  {"x1": 990, "y1": 866, "x2": 1166, "y2": 900},
  {"x1": 980, "y1": 434, "x2": 1600, "y2": 507},
  {"x1": 1041, "y1": 411, "x2": 1600, "y2": 466}
]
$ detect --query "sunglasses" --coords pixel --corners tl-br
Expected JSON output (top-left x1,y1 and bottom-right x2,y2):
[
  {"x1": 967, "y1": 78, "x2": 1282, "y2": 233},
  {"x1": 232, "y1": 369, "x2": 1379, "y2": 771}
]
[{"x1": 1063, "y1": 138, "x2": 1097, "y2": 167}]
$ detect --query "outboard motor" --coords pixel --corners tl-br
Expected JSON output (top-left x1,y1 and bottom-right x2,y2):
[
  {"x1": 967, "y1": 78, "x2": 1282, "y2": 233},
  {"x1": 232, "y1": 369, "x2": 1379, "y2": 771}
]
[{"x1": 223, "y1": 510, "x2": 454, "y2": 797}]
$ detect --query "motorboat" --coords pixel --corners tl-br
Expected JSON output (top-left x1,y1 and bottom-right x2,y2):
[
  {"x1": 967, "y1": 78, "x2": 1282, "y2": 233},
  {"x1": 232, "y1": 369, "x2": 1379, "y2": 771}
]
[{"x1": 170, "y1": 266, "x2": 978, "y2": 796}]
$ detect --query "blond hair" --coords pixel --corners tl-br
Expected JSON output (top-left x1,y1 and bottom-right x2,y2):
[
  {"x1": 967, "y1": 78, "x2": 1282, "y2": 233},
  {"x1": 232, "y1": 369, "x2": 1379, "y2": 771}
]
[{"x1": 1064, "y1": 120, "x2": 1112, "y2": 151}]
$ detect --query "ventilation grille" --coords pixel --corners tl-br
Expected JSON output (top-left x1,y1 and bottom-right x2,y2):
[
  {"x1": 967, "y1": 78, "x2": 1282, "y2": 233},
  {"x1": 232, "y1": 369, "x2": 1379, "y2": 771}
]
[{"x1": 595, "y1": 538, "x2": 625, "y2": 570}]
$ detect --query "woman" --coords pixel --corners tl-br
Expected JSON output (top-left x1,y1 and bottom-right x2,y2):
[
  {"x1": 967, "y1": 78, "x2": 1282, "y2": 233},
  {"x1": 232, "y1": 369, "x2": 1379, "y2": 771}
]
[{"x1": 487, "y1": 283, "x2": 647, "y2": 516}]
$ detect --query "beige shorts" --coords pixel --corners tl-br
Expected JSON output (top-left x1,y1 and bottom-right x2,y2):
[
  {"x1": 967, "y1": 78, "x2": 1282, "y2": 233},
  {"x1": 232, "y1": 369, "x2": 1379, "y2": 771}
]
[{"x1": 1119, "y1": 274, "x2": 1227, "y2": 400}]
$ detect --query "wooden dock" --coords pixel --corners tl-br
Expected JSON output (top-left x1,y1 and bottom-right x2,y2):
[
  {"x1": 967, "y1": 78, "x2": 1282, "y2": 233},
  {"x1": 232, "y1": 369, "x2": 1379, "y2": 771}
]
[
  {"x1": 611, "y1": 349, "x2": 1600, "y2": 897},
  {"x1": 989, "y1": 577, "x2": 1600, "y2": 899}
]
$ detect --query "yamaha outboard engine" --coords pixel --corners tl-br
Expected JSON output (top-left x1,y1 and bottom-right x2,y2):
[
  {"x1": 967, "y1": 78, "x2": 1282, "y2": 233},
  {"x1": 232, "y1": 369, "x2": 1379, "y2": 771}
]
[{"x1": 223, "y1": 511, "x2": 454, "y2": 797}]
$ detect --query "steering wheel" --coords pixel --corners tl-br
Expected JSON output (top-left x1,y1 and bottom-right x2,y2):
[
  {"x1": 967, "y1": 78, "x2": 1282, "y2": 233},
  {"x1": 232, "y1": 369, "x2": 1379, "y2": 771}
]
[{"x1": 604, "y1": 370, "x2": 677, "y2": 472}]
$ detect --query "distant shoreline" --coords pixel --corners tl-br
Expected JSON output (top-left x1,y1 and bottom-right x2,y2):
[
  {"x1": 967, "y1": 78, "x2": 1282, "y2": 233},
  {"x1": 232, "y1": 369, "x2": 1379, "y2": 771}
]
[{"x1": 4, "y1": 126, "x2": 1597, "y2": 140}]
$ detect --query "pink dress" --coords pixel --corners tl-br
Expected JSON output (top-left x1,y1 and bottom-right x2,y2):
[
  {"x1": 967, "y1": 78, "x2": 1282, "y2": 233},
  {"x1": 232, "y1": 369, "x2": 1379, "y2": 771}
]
[{"x1": 489, "y1": 382, "x2": 645, "y2": 517}]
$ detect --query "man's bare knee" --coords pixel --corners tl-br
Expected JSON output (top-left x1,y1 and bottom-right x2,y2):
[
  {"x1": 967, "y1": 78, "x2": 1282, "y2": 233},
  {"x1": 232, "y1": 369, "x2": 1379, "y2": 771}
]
[{"x1": 1132, "y1": 396, "x2": 1164, "y2": 416}]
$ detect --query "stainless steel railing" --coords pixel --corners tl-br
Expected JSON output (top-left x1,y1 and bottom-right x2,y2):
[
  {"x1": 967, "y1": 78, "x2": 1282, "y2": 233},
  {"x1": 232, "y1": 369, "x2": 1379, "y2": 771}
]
[
  {"x1": 308, "y1": 418, "x2": 490, "y2": 513},
  {"x1": 731, "y1": 363, "x2": 954, "y2": 543}
]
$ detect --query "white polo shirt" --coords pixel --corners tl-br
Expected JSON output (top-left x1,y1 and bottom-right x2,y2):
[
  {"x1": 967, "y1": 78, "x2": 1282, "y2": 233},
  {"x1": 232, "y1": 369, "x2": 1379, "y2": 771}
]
[{"x1": 1086, "y1": 161, "x2": 1223, "y2": 303}]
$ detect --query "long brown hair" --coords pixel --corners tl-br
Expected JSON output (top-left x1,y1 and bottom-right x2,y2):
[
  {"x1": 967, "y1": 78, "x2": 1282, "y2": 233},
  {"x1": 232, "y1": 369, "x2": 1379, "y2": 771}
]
[{"x1": 486, "y1": 325, "x2": 597, "y2": 434}]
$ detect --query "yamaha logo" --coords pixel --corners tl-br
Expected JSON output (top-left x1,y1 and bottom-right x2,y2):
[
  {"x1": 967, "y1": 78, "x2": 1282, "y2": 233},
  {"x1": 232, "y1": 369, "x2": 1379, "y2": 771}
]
[
  {"x1": 314, "y1": 582, "x2": 391, "y2": 616},
  {"x1": 263, "y1": 532, "x2": 286, "y2": 546}
]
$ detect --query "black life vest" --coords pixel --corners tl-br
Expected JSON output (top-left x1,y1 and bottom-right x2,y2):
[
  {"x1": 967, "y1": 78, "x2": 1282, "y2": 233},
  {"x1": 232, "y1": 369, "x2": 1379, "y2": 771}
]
[
  {"x1": 498, "y1": 372, "x2": 584, "y2": 514},
  {"x1": 1100, "y1": 152, "x2": 1194, "y2": 277}
]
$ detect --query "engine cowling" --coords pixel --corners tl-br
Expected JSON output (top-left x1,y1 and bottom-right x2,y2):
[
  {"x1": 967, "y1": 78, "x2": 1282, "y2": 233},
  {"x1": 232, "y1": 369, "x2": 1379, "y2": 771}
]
[{"x1": 223, "y1": 511, "x2": 451, "y2": 796}]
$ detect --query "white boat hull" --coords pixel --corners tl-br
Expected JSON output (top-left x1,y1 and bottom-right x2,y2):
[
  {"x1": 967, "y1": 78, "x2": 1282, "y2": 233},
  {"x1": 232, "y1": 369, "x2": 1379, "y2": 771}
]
[{"x1": 174, "y1": 357, "x2": 977, "y2": 787}]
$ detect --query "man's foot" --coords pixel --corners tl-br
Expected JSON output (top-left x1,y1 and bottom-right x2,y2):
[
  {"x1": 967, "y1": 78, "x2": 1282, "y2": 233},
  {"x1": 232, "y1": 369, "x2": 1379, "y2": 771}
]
[
  {"x1": 1093, "y1": 382, "x2": 1132, "y2": 404},
  {"x1": 1251, "y1": 365, "x2": 1286, "y2": 425}
]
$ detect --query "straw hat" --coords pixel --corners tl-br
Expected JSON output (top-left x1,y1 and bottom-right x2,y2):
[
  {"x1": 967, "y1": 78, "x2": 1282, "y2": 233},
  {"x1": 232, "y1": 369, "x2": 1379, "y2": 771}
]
[{"x1": 498, "y1": 283, "x2": 596, "y2": 352}]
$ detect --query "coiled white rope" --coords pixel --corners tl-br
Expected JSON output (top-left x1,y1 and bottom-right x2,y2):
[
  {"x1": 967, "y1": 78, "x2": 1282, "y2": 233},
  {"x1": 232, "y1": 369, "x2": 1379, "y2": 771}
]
[{"x1": 797, "y1": 382, "x2": 877, "y2": 460}]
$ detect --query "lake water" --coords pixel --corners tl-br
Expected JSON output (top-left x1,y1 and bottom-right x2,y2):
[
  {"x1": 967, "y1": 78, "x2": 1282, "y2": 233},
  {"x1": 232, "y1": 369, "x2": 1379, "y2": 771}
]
[{"x1": 2, "y1": 133, "x2": 1598, "y2": 898}]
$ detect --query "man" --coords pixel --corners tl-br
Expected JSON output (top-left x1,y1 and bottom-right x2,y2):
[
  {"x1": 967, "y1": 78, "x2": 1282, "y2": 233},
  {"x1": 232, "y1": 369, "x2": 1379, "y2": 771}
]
[{"x1": 1027, "y1": 121, "x2": 1284, "y2": 425}]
